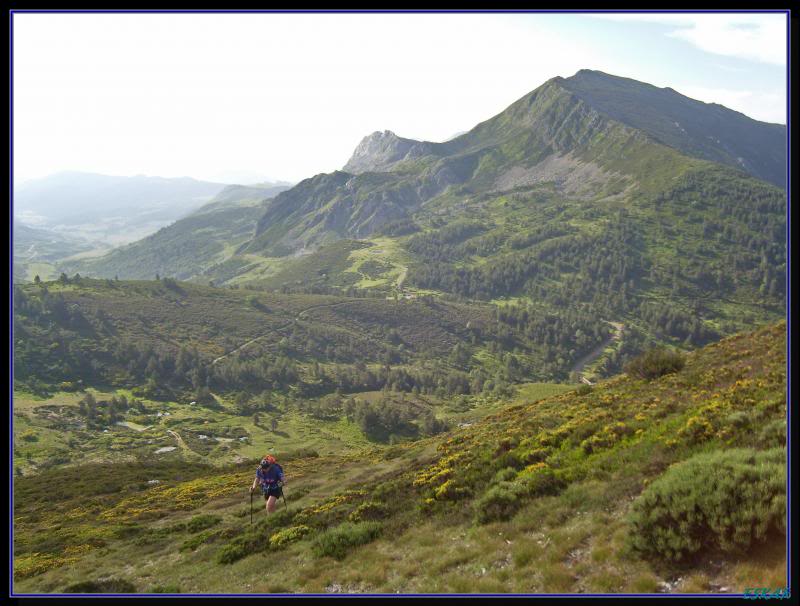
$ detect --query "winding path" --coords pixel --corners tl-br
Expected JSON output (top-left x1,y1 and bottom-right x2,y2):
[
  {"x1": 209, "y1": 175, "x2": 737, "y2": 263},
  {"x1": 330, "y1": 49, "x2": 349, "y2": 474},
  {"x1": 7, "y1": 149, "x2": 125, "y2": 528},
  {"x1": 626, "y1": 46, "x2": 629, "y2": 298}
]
[
  {"x1": 570, "y1": 321, "x2": 625, "y2": 384},
  {"x1": 395, "y1": 266, "x2": 408, "y2": 290},
  {"x1": 166, "y1": 429, "x2": 190, "y2": 452},
  {"x1": 211, "y1": 301, "x2": 357, "y2": 366}
]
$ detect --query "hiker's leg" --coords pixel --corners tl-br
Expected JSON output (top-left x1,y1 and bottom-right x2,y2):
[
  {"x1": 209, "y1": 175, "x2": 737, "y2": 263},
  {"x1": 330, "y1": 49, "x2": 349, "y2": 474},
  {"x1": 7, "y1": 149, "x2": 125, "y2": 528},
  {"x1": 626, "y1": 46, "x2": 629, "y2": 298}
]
[
  {"x1": 264, "y1": 496, "x2": 269, "y2": 511},
  {"x1": 267, "y1": 495, "x2": 278, "y2": 513}
]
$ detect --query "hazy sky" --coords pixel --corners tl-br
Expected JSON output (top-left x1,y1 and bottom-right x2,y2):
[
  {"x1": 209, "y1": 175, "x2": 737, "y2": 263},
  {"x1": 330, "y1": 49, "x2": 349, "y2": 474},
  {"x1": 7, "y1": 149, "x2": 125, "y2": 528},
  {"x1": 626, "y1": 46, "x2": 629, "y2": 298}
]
[{"x1": 12, "y1": 11, "x2": 788, "y2": 185}]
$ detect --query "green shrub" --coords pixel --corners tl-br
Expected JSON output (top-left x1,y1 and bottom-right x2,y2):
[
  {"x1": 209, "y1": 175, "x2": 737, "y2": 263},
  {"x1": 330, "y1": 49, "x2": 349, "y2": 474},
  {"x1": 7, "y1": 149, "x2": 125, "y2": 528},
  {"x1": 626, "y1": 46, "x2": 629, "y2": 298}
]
[
  {"x1": 725, "y1": 411, "x2": 751, "y2": 429},
  {"x1": 311, "y1": 522, "x2": 382, "y2": 560},
  {"x1": 474, "y1": 481, "x2": 525, "y2": 524},
  {"x1": 20, "y1": 430, "x2": 39, "y2": 442},
  {"x1": 348, "y1": 501, "x2": 389, "y2": 522},
  {"x1": 628, "y1": 448, "x2": 786, "y2": 562},
  {"x1": 576, "y1": 384, "x2": 593, "y2": 396},
  {"x1": 493, "y1": 450, "x2": 523, "y2": 471},
  {"x1": 624, "y1": 348, "x2": 685, "y2": 380},
  {"x1": 217, "y1": 541, "x2": 251, "y2": 564},
  {"x1": 180, "y1": 529, "x2": 220, "y2": 552},
  {"x1": 186, "y1": 514, "x2": 222, "y2": 533},
  {"x1": 132, "y1": 523, "x2": 186, "y2": 545},
  {"x1": 518, "y1": 465, "x2": 565, "y2": 497},
  {"x1": 269, "y1": 525, "x2": 311, "y2": 549},
  {"x1": 580, "y1": 422, "x2": 635, "y2": 454},
  {"x1": 217, "y1": 510, "x2": 294, "y2": 564},
  {"x1": 491, "y1": 467, "x2": 518, "y2": 485},
  {"x1": 64, "y1": 578, "x2": 137, "y2": 593},
  {"x1": 757, "y1": 419, "x2": 787, "y2": 449},
  {"x1": 521, "y1": 447, "x2": 550, "y2": 465},
  {"x1": 111, "y1": 524, "x2": 144, "y2": 539}
]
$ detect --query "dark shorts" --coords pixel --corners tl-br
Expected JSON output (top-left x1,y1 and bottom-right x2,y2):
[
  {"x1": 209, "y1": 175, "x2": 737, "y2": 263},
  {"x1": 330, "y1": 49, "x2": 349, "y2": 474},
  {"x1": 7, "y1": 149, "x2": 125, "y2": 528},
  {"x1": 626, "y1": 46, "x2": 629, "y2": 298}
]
[{"x1": 262, "y1": 485, "x2": 282, "y2": 499}]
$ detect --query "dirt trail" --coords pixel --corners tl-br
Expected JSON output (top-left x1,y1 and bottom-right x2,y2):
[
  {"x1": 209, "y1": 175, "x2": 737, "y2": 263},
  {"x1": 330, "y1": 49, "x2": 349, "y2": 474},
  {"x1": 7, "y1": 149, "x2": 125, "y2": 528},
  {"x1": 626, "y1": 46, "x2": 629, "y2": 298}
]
[
  {"x1": 166, "y1": 429, "x2": 191, "y2": 452},
  {"x1": 570, "y1": 321, "x2": 624, "y2": 384},
  {"x1": 396, "y1": 266, "x2": 408, "y2": 290},
  {"x1": 211, "y1": 301, "x2": 356, "y2": 366}
]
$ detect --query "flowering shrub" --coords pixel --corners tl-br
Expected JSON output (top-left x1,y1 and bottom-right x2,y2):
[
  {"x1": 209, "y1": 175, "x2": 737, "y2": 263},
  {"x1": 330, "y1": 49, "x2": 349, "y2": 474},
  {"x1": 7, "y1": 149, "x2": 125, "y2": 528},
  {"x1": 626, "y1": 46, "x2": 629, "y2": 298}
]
[
  {"x1": 348, "y1": 501, "x2": 388, "y2": 523},
  {"x1": 580, "y1": 422, "x2": 634, "y2": 454},
  {"x1": 14, "y1": 552, "x2": 80, "y2": 579},
  {"x1": 412, "y1": 453, "x2": 466, "y2": 489},
  {"x1": 433, "y1": 478, "x2": 472, "y2": 501},
  {"x1": 269, "y1": 525, "x2": 311, "y2": 549},
  {"x1": 99, "y1": 472, "x2": 246, "y2": 521},
  {"x1": 677, "y1": 415, "x2": 714, "y2": 444}
]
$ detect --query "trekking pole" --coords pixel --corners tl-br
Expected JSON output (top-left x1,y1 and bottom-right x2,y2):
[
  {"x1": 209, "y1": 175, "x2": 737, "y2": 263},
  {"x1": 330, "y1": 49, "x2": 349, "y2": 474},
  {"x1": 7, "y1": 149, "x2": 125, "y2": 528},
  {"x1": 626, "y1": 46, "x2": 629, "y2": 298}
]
[
  {"x1": 281, "y1": 484, "x2": 287, "y2": 510},
  {"x1": 250, "y1": 488, "x2": 253, "y2": 524}
]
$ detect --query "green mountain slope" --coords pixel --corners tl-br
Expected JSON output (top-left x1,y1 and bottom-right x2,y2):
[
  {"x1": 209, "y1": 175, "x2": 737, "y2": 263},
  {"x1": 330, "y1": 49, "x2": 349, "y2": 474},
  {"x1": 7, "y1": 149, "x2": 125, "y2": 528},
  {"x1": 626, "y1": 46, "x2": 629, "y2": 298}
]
[
  {"x1": 62, "y1": 184, "x2": 291, "y2": 281},
  {"x1": 13, "y1": 223, "x2": 103, "y2": 283},
  {"x1": 13, "y1": 322, "x2": 787, "y2": 593},
  {"x1": 13, "y1": 276, "x2": 616, "y2": 401},
  {"x1": 559, "y1": 70, "x2": 786, "y2": 188}
]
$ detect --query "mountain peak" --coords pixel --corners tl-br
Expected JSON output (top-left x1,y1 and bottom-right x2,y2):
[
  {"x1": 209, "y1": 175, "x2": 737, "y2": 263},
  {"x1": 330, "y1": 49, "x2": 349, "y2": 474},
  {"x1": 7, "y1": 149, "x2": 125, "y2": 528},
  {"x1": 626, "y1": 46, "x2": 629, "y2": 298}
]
[
  {"x1": 343, "y1": 131, "x2": 434, "y2": 174},
  {"x1": 557, "y1": 70, "x2": 786, "y2": 187}
]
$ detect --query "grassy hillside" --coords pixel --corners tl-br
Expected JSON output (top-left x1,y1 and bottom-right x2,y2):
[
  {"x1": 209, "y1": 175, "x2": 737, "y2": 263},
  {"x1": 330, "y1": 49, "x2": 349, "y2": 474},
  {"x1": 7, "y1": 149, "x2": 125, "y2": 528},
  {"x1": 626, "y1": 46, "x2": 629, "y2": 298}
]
[
  {"x1": 13, "y1": 223, "x2": 106, "y2": 284},
  {"x1": 12, "y1": 322, "x2": 787, "y2": 593}
]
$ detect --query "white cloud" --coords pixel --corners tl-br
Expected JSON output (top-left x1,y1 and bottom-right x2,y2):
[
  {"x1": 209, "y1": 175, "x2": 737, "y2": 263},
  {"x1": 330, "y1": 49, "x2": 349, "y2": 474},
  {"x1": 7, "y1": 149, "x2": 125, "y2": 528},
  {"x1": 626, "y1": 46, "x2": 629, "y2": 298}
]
[
  {"x1": 591, "y1": 12, "x2": 787, "y2": 65},
  {"x1": 672, "y1": 85, "x2": 785, "y2": 124},
  {"x1": 667, "y1": 14, "x2": 786, "y2": 65}
]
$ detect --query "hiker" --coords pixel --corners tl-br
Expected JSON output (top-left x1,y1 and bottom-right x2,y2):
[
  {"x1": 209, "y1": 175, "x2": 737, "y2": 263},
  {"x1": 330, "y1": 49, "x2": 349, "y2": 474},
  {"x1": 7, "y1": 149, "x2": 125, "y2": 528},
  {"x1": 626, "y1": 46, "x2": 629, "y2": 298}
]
[{"x1": 250, "y1": 455, "x2": 285, "y2": 514}]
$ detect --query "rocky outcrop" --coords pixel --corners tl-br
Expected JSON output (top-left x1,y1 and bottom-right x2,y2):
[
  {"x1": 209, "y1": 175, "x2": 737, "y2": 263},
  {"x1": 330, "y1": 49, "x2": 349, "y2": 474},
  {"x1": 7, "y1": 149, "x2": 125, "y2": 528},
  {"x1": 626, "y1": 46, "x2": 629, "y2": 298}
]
[{"x1": 343, "y1": 130, "x2": 437, "y2": 174}]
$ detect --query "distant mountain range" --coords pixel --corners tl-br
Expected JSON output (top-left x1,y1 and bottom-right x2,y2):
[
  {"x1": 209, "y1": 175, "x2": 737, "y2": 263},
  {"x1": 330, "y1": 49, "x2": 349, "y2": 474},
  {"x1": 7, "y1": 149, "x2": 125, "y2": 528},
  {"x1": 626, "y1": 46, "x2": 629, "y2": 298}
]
[
  {"x1": 58, "y1": 183, "x2": 292, "y2": 281},
  {"x1": 14, "y1": 172, "x2": 230, "y2": 245}
]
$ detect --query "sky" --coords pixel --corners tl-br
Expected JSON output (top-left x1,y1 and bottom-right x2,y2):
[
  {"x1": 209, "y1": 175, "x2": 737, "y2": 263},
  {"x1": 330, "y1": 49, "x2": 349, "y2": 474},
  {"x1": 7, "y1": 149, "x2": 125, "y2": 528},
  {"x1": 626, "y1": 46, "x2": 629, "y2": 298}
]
[{"x1": 12, "y1": 11, "x2": 789, "y2": 186}]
